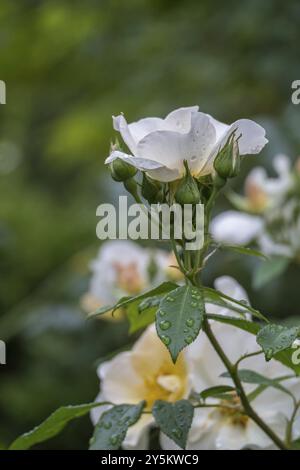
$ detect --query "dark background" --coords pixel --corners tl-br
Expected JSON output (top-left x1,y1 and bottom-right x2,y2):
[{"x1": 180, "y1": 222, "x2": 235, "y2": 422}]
[{"x1": 0, "y1": 0, "x2": 300, "y2": 449}]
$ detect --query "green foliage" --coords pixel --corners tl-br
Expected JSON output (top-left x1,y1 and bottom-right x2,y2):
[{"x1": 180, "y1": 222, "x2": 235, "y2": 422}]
[
  {"x1": 221, "y1": 369, "x2": 294, "y2": 399},
  {"x1": 127, "y1": 300, "x2": 157, "y2": 333},
  {"x1": 206, "y1": 313, "x2": 261, "y2": 335},
  {"x1": 156, "y1": 285, "x2": 205, "y2": 363},
  {"x1": 203, "y1": 286, "x2": 268, "y2": 322},
  {"x1": 206, "y1": 314, "x2": 300, "y2": 375},
  {"x1": 257, "y1": 324, "x2": 300, "y2": 361},
  {"x1": 219, "y1": 244, "x2": 268, "y2": 261},
  {"x1": 9, "y1": 403, "x2": 105, "y2": 450},
  {"x1": 88, "y1": 282, "x2": 177, "y2": 319},
  {"x1": 199, "y1": 385, "x2": 235, "y2": 401},
  {"x1": 152, "y1": 400, "x2": 194, "y2": 449},
  {"x1": 89, "y1": 402, "x2": 145, "y2": 450},
  {"x1": 141, "y1": 174, "x2": 162, "y2": 204}
]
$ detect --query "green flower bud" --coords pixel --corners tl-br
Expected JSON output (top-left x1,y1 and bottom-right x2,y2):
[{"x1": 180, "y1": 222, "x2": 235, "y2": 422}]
[
  {"x1": 213, "y1": 173, "x2": 227, "y2": 190},
  {"x1": 156, "y1": 189, "x2": 165, "y2": 203},
  {"x1": 123, "y1": 177, "x2": 140, "y2": 200},
  {"x1": 141, "y1": 174, "x2": 162, "y2": 204},
  {"x1": 110, "y1": 157, "x2": 137, "y2": 182},
  {"x1": 214, "y1": 131, "x2": 240, "y2": 179},
  {"x1": 175, "y1": 161, "x2": 201, "y2": 205}
]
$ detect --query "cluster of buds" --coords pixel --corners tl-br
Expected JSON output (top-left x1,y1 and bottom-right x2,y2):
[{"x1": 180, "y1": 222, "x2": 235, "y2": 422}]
[{"x1": 108, "y1": 131, "x2": 243, "y2": 206}]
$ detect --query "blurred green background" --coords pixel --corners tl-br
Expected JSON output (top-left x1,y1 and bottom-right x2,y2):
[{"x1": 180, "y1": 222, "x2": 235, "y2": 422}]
[{"x1": 0, "y1": 0, "x2": 300, "y2": 449}]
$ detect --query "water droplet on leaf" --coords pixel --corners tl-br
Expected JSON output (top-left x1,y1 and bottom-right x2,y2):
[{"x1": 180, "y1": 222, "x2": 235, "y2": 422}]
[
  {"x1": 172, "y1": 428, "x2": 182, "y2": 439},
  {"x1": 159, "y1": 320, "x2": 171, "y2": 331},
  {"x1": 185, "y1": 336, "x2": 193, "y2": 344},
  {"x1": 109, "y1": 435, "x2": 119, "y2": 445},
  {"x1": 161, "y1": 335, "x2": 171, "y2": 346}
]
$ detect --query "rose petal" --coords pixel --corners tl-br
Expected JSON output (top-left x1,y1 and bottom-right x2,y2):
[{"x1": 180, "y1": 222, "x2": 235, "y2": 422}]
[
  {"x1": 113, "y1": 115, "x2": 138, "y2": 154},
  {"x1": 106, "y1": 150, "x2": 164, "y2": 170},
  {"x1": 211, "y1": 211, "x2": 264, "y2": 245},
  {"x1": 136, "y1": 112, "x2": 216, "y2": 176},
  {"x1": 165, "y1": 106, "x2": 199, "y2": 133}
]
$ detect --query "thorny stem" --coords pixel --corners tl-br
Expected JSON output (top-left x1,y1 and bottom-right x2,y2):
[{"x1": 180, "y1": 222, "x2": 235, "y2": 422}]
[
  {"x1": 193, "y1": 186, "x2": 219, "y2": 274},
  {"x1": 174, "y1": 183, "x2": 290, "y2": 450},
  {"x1": 286, "y1": 401, "x2": 300, "y2": 446},
  {"x1": 202, "y1": 317, "x2": 288, "y2": 450}
]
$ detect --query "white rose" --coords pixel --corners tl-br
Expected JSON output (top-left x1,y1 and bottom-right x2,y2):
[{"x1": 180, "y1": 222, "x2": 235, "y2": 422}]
[{"x1": 106, "y1": 106, "x2": 267, "y2": 182}]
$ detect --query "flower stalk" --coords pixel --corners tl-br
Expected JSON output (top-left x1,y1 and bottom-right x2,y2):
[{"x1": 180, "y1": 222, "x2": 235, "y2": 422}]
[{"x1": 172, "y1": 180, "x2": 290, "y2": 450}]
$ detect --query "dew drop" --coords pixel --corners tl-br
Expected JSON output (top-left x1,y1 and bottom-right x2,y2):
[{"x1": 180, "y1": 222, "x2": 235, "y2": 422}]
[
  {"x1": 166, "y1": 296, "x2": 175, "y2": 302},
  {"x1": 191, "y1": 301, "x2": 197, "y2": 307},
  {"x1": 161, "y1": 335, "x2": 171, "y2": 346},
  {"x1": 172, "y1": 428, "x2": 182, "y2": 439},
  {"x1": 103, "y1": 421, "x2": 112, "y2": 429},
  {"x1": 159, "y1": 320, "x2": 171, "y2": 331},
  {"x1": 109, "y1": 435, "x2": 119, "y2": 445},
  {"x1": 186, "y1": 318, "x2": 195, "y2": 327},
  {"x1": 159, "y1": 310, "x2": 166, "y2": 317},
  {"x1": 185, "y1": 336, "x2": 193, "y2": 345}
]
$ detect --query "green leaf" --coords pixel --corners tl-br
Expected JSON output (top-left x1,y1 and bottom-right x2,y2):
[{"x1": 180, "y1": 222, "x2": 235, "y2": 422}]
[
  {"x1": 257, "y1": 324, "x2": 300, "y2": 361},
  {"x1": 247, "y1": 374, "x2": 295, "y2": 402},
  {"x1": 274, "y1": 348, "x2": 300, "y2": 376},
  {"x1": 206, "y1": 314, "x2": 261, "y2": 335},
  {"x1": 156, "y1": 285, "x2": 205, "y2": 363},
  {"x1": 220, "y1": 244, "x2": 268, "y2": 261},
  {"x1": 203, "y1": 286, "x2": 268, "y2": 322},
  {"x1": 206, "y1": 314, "x2": 300, "y2": 376},
  {"x1": 138, "y1": 295, "x2": 162, "y2": 312},
  {"x1": 115, "y1": 282, "x2": 178, "y2": 312},
  {"x1": 89, "y1": 402, "x2": 145, "y2": 450},
  {"x1": 199, "y1": 385, "x2": 235, "y2": 401},
  {"x1": 127, "y1": 300, "x2": 156, "y2": 333},
  {"x1": 221, "y1": 369, "x2": 294, "y2": 398},
  {"x1": 88, "y1": 304, "x2": 116, "y2": 319},
  {"x1": 88, "y1": 282, "x2": 178, "y2": 319},
  {"x1": 152, "y1": 400, "x2": 194, "y2": 449},
  {"x1": 253, "y1": 257, "x2": 289, "y2": 289},
  {"x1": 204, "y1": 291, "x2": 248, "y2": 316},
  {"x1": 9, "y1": 402, "x2": 106, "y2": 450}
]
